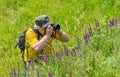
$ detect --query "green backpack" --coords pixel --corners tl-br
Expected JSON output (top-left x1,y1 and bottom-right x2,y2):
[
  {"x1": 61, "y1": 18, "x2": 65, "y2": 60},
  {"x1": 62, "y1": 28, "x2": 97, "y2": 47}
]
[{"x1": 15, "y1": 26, "x2": 41, "y2": 69}]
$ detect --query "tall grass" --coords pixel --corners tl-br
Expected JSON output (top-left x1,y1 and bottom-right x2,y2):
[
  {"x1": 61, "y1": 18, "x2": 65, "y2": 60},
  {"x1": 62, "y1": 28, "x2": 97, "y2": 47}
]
[{"x1": 0, "y1": 0, "x2": 120, "y2": 76}]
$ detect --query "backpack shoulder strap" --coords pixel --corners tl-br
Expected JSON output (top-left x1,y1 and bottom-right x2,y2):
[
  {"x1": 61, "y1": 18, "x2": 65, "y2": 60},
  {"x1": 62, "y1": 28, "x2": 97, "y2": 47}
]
[{"x1": 31, "y1": 26, "x2": 42, "y2": 40}]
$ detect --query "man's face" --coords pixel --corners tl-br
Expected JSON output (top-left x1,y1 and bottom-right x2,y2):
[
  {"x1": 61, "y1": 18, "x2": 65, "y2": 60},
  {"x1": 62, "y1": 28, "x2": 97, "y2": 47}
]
[
  {"x1": 38, "y1": 25, "x2": 54, "y2": 35},
  {"x1": 38, "y1": 28, "x2": 46, "y2": 35}
]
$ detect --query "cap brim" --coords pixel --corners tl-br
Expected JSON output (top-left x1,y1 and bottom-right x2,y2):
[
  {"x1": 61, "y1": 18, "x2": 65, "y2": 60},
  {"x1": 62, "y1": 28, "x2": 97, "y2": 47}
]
[{"x1": 42, "y1": 21, "x2": 53, "y2": 28}]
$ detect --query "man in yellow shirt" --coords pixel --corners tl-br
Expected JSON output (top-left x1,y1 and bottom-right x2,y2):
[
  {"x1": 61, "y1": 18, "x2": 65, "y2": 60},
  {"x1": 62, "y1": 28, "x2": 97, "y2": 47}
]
[{"x1": 24, "y1": 15, "x2": 69, "y2": 64}]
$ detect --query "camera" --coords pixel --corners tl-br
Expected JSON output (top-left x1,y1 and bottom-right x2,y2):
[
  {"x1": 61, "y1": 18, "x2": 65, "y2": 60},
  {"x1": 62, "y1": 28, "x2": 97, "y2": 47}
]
[{"x1": 51, "y1": 24, "x2": 60, "y2": 30}]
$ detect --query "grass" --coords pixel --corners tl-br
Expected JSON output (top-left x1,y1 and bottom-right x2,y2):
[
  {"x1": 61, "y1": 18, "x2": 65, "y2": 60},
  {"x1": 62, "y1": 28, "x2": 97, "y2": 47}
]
[{"x1": 0, "y1": 0, "x2": 120, "y2": 77}]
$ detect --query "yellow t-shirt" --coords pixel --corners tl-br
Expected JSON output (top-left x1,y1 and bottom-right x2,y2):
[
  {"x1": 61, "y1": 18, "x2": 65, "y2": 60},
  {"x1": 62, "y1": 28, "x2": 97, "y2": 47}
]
[{"x1": 24, "y1": 28, "x2": 61, "y2": 62}]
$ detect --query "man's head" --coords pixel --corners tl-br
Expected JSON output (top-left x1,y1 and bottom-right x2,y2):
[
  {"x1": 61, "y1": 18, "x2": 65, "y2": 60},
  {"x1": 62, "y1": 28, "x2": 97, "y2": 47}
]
[{"x1": 35, "y1": 15, "x2": 53, "y2": 28}]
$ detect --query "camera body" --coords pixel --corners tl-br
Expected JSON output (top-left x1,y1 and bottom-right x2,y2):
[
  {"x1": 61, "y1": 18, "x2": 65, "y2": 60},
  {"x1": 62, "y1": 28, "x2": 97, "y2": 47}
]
[{"x1": 51, "y1": 24, "x2": 60, "y2": 30}]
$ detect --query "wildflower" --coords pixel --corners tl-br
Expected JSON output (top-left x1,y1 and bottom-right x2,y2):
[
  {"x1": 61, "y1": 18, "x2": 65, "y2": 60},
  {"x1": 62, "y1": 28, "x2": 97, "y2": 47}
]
[
  {"x1": 95, "y1": 20, "x2": 99, "y2": 28},
  {"x1": 88, "y1": 24, "x2": 92, "y2": 36},
  {"x1": 71, "y1": 47, "x2": 77, "y2": 56},
  {"x1": 110, "y1": 19, "x2": 115, "y2": 27},
  {"x1": 48, "y1": 72, "x2": 53, "y2": 77},
  {"x1": 83, "y1": 32, "x2": 89, "y2": 44},
  {"x1": 56, "y1": 51, "x2": 61, "y2": 61},
  {"x1": 95, "y1": 20, "x2": 101, "y2": 34},
  {"x1": 12, "y1": 68, "x2": 16, "y2": 77},
  {"x1": 64, "y1": 45, "x2": 69, "y2": 56},
  {"x1": 41, "y1": 55, "x2": 47, "y2": 63}
]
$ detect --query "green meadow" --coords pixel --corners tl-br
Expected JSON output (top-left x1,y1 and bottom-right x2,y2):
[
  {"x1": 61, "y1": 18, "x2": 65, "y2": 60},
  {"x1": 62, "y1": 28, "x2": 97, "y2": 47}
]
[{"x1": 0, "y1": 0, "x2": 120, "y2": 77}]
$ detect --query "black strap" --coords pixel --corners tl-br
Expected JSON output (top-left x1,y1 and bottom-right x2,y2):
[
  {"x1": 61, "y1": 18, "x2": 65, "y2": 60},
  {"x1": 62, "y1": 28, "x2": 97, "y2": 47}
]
[{"x1": 31, "y1": 26, "x2": 42, "y2": 40}]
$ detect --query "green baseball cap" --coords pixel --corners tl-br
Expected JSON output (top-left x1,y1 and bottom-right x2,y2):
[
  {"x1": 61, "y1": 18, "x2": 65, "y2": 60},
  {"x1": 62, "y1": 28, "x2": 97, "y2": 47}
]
[{"x1": 35, "y1": 15, "x2": 53, "y2": 28}]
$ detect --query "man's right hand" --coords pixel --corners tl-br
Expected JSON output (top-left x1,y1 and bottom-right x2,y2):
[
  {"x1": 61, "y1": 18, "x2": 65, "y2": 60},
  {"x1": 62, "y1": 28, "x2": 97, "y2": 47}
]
[{"x1": 45, "y1": 25, "x2": 53, "y2": 36}]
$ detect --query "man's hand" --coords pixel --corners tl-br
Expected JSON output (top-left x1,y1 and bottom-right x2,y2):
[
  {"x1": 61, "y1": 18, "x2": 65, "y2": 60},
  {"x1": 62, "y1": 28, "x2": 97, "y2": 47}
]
[
  {"x1": 45, "y1": 25, "x2": 53, "y2": 36},
  {"x1": 33, "y1": 25, "x2": 53, "y2": 53}
]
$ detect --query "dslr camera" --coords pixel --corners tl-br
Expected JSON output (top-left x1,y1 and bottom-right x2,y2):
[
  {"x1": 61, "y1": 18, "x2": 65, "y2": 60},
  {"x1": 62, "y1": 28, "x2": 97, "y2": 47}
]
[{"x1": 51, "y1": 24, "x2": 60, "y2": 30}]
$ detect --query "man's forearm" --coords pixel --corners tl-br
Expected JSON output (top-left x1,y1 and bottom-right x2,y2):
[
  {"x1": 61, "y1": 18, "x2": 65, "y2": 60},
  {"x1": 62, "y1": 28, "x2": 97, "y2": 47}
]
[
  {"x1": 32, "y1": 34, "x2": 50, "y2": 53},
  {"x1": 57, "y1": 30, "x2": 69, "y2": 42}
]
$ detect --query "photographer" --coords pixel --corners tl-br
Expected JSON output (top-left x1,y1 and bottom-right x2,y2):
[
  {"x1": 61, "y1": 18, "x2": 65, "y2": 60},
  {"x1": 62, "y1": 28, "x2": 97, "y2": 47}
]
[{"x1": 24, "y1": 15, "x2": 69, "y2": 63}]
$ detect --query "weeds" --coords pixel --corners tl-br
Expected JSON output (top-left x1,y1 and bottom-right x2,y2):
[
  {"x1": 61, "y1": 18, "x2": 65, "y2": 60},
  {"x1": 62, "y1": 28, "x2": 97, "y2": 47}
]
[{"x1": 0, "y1": 0, "x2": 120, "y2": 77}]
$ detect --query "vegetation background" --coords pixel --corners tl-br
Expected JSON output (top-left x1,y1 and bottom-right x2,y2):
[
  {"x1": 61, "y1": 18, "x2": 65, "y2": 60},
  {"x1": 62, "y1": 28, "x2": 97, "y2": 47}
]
[{"x1": 0, "y1": 0, "x2": 120, "y2": 77}]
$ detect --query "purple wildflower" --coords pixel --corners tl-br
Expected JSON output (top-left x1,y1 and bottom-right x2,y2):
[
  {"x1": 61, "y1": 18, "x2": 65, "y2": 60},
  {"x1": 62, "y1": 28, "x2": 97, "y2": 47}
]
[
  {"x1": 71, "y1": 47, "x2": 77, "y2": 56},
  {"x1": 41, "y1": 55, "x2": 47, "y2": 63},
  {"x1": 83, "y1": 32, "x2": 90, "y2": 44},
  {"x1": 94, "y1": 20, "x2": 101, "y2": 34},
  {"x1": 13, "y1": 68, "x2": 16, "y2": 77},
  {"x1": 83, "y1": 33, "x2": 87, "y2": 44},
  {"x1": 48, "y1": 72, "x2": 52, "y2": 77},
  {"x1": 110, "y1": 19, "x2": 115, "y2": 27},
  {"x1": 56, "y1": 51, "x2": 61, "y2": 61},
  {"x1": 64, "y1": 45, "x2": 69, "y2": 56},
  {"x1": 88, "y1": 24, "x2": 92, "y2": 36},
  {"x1": 95, "y1": 20, "x2": 99, "y2": 28}
]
